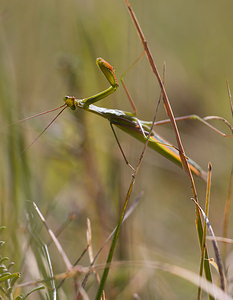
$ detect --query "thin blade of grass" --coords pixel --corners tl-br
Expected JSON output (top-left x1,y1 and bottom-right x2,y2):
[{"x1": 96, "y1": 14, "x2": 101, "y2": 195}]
[
  {"x1": 197, "y1": 162, "x2": 212, "y2": 300},
  {"x1": 43, "y1": 244, "x2": 56, "y2": 300},
  {"x1": 95, "y1": 179, "x2": 135, "y2": 300},
  {"x1": 192, "y1": 199, "x2": 226, "y2": 291},
  {"x1": 86, "y1": 219, "x2": 105, "y2": 300},
  {"x1": 95, "y1": 188, "x2": 143, "y2": 300},
  {"x1": 17, "y1": 286, "x2": 45, "y2": 300},
  {"x1": 77, "y1": 195, "x2": 141, "y2": 300},
  {"x1": 47, "y1": 213, "x2": 77, "y2": 247},
  {"x1": 57, "y1": 245, "x2": 89, "y2": 291},
  {"x1": 208, "y1": 236, "x2": 233, "y2": 244},
  {"x1": 33, "y1": 202, "x2": 73, "y2": 271},
  {"x1": 25, "y1": 203, "x2": 57, "y2": 299},
  {"x1": 226, "y1": 80, "x2": 233, "y2": 118},
  {"x1": 222, "y1": 168, "x2": 233, "y2": 263}
]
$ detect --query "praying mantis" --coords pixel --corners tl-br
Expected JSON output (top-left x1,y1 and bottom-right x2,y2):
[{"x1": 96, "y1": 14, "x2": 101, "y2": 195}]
[
  {"x1": 40, "y1": 57, "x2": 231, "y2": 181},
  {"x1": 24, "y1": 57, "x2": 232, "y2": 182},
  {"x1": 65, "y1": 57, "x2": 209, "y2": 178}
]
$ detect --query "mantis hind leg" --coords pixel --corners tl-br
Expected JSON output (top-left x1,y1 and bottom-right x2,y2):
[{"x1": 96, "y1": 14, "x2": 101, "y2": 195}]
[
  {"x1": 110, "y1": 122, "x2": 135, "y2": 172},
  {"x1": 120, "y1": 51, "x2": 146, "y2": 115},
  {"x1": 149, "y1": 114, "x2": 233, "y2": 137}
]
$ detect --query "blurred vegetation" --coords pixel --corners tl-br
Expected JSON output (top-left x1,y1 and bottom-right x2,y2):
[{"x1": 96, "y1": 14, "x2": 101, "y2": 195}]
[{"x1": 0, "y1": 0, "x2": 233, "y2": 298}]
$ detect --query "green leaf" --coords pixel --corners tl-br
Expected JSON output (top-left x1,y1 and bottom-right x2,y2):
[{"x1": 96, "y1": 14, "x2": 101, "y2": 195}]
[
  {"x1": 0, "y1": 272, "x2": 20, "y2": 282},
  {"x1": 19, "y1": 286, "x2": 45, "y2": 300}
]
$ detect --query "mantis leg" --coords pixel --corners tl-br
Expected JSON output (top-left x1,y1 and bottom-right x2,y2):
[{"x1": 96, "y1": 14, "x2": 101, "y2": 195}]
[
  {"x1": 120, "y1": 51, "x2": 146, "y2": 115},
  {"x1": 110, "y1": 122, "x2": 135, "y2": 172},
  {"x1": 141, "y1": 114, "x2": 233, "y2": 137}
]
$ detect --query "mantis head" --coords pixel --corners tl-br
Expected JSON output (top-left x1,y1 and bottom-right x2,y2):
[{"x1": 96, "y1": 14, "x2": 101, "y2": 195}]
[{"x1": 64, "y1": 96, "x2": 76, "y2": 110}]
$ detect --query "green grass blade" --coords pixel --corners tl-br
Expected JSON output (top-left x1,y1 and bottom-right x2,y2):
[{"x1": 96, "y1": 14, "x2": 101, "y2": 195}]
[{"x1": 95, "y1": 177, "x2": 135, "y2": 300}]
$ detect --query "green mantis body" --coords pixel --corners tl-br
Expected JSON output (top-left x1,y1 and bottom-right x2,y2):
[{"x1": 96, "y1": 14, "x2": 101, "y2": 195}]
[{"x1": 64, "y1": 58, "x2": 207, "y2": 180}]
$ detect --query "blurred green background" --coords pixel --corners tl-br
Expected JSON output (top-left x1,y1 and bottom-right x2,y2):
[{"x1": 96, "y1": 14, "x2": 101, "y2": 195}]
[{"x1": 0, "y1": 0, "x2": 233, "y2": 298}]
